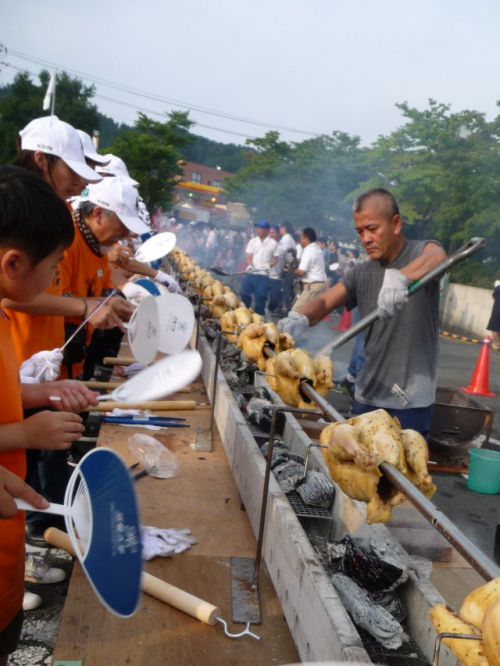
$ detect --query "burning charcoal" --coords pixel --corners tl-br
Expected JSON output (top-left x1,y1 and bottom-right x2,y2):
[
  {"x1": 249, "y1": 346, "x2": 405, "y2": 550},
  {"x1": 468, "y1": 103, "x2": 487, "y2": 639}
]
[
  {"x1": 253, "y1": 386, "x2": 272, "y2": 401},
  {"x1": 336, "y1": 535, "x2": 407, "y2": 593},
  {"x1": 260, "y1": 440, "x2": 290, "y2": 469},
  {"x1": 371, "y1": 590, "x2": 407, "y2": 623},
  {"x1": 331, "y1": 573, "x2": 404, "y2": 651},
  {"x1": 296, "y1": 470, "x2": 335, "y2": 508},
  {"x1": 246, "y1": 397, "x2": 273, "y2": 430},
  {"x1": 204, "y1": 324, "x2": 219, "y2": 340},
  {"x1": 273, "y1": 460, "x2": 304, "y2": 493}
]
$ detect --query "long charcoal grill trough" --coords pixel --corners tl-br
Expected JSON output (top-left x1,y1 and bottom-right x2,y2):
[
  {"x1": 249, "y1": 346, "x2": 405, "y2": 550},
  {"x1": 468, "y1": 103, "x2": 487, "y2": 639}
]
[{"x1": 197, "y1": 332, "x2": 469, "y2": 665}]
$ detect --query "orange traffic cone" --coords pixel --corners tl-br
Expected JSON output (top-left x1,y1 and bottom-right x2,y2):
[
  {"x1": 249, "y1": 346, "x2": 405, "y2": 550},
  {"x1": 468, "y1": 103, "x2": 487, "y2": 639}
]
[
  {"x1": 334, "y1": 307, "x2": 352, "y2": 332},
  {"x1": 461, "y1": 336, "x2": 496, "y2": 397}
]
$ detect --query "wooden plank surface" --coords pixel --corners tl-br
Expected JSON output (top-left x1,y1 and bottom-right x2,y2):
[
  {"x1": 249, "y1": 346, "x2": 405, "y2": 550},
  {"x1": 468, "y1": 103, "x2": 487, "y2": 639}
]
[{"x1": 53, "y1": 380, "x2": 299, "y2": 665}]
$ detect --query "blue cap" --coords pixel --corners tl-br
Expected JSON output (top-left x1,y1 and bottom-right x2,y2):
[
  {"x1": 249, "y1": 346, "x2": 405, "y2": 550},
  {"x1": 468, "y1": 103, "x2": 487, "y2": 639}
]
[
  {"x1": 255, "y1": 220, "x2": 270, "y2": 229},
  {"x1": 270, "y1": 225, "x2": 280, "y2": 232}
]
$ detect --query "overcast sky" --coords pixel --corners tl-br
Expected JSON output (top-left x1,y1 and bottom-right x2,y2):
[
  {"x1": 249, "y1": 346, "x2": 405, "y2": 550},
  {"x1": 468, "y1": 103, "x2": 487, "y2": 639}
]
[{"x1": 1, "y1": 1, "x2": 499, "y2": 146}]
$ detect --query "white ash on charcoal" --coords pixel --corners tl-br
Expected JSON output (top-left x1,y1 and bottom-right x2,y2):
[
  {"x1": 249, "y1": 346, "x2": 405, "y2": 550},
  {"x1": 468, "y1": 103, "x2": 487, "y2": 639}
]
[
  {"x1": 259, "y1": 438, "x2": 295, "y2": 468},
  {"x1": 331, "y1": 573, "x2": 406, "y2": 651},
  {"x1": 259, "y1": 437, "x2": 335, "y2": 504},
  {"x1": 246, "y1": 397, "x2": 273, "y2": 430},
  {"x1": 296, "y1": 470, "x2": 335, "y2": 508},
  {"x1": 203, "y1": 318, "x2": 221, "y2": 340},
  {"x1": 272, "y1": 460, "x2": 305, "y2": 493}
]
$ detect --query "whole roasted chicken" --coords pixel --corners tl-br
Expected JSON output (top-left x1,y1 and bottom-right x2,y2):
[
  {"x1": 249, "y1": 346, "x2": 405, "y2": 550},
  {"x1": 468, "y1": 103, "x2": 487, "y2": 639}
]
[
  {"x1": 430, "y1": 577, "x2": 500, "y2": 665},
  {"x1": 320, "y1": 410, "x2": 436, "y2": 523}
]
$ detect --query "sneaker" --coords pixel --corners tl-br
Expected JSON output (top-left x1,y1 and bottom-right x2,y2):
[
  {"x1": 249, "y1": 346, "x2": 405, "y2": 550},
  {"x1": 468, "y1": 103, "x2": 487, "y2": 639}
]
[
  {"x1": 25, "y1": 553, "x2": 66, "y2": 585},
  {"x1": 23, "y1": 590, "x2": 42, "y2": 611}
]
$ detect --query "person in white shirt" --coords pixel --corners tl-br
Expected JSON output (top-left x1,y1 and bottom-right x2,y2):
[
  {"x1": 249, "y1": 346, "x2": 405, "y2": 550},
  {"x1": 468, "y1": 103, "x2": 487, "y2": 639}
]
[
  {"x1": 241, "y1": 220, "x2": 278, "y2": 314},
  {"x1": 289, "y1": 227, "x2": 327, "y2": 311},
  {"x1": 205, "y1": 223, "x2": 217, "y2": 267},
  {"x1": 279, "y1": 222, "x2": 297, "y2": 313},
  {"x1": 268, "y1": 226, "x2": 285, "y2": 314}
]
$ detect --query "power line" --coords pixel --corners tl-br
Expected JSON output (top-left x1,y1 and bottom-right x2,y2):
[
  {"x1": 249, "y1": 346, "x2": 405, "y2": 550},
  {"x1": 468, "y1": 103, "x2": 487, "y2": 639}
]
[
  {"x1": 0, "y1": 59, "x2": 258, "y2": 140},
  {"x1": 5, "y1": 46, "x2": 320, "y2": 138}
]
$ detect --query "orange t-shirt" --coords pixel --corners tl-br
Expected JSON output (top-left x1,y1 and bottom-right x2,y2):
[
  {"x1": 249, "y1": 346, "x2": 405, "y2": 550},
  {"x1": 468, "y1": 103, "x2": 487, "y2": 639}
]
[
  {"x1": 6, "y1": 276, "x2": 65, "y2": 364},
  {"x1": 0, "y1": 316, "x2": 26, "y2": 631},
  {"x1": 60, "y1": 222, "x2": 113, "y2": 326}
]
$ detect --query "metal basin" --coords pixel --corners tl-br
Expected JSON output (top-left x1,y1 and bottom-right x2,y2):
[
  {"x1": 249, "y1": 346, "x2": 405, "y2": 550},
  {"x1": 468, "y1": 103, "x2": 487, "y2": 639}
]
[{"x1": 429, "y1": 386, "x2": 494, "y2": 450}]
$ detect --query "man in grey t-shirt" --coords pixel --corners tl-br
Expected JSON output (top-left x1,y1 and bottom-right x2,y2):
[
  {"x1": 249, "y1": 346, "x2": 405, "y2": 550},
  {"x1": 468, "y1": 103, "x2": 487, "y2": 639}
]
[{"x1": 278, "y1": 188, "x2": 446, "y2": 436}]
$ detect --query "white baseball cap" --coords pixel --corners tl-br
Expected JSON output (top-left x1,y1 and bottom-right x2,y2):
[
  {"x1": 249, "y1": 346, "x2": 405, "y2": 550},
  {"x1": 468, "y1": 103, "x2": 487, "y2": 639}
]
[
  {"x1": 76, "y1": 129, "x2": 110, "y2": 165},
  {"x1": 19, "y1": 116, "x2": 101, "y2": 183},
  {"x1": 96, "y1": 154, "x2": 139, "y2": 186},
  {"x1": 84, "y1": 176, "x2": 149, "y2": 235}
]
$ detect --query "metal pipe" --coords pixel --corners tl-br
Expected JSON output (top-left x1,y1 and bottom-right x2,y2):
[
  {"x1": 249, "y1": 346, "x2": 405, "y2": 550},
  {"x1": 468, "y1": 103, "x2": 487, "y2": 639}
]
[
  {"x1": 299, "y1": 381, "x2": 500, "y2": 581},
  {"x1": 209, "y1": 330, "x2": 224, "y2": 451},
  {"x1": 319, "y1": 236, "x2": 486, "y2": 356},
  {"x1": 253, "y1": 404, "x2": 321, "y2": 588}
]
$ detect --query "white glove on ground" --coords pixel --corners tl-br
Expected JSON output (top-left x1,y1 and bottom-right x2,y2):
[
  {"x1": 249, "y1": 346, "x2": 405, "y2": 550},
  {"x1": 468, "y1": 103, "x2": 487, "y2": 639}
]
[
  {"x1": 19, "y1": 349, "x2": 63, "y2": 383},
  {"x1": 377, "y1": 269, "x2": 410, "y2": 319},
  {"x1": 155, "y1": 270, "x2": 182, "y2": 294},
  {"x1": 277, "y1": 311, "x2": 309, "y2": 340},
  {"x1": 140, "y1": 525, "x2": 197, "y2": 561}
]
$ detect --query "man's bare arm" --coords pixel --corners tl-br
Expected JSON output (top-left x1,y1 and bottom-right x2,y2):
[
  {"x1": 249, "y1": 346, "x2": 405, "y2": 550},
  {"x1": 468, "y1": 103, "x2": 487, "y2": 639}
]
[
  {"x1": 399, "y1": 242, "x2": 446, "y2": 282},
  {"x1": 2, "y1": 293, "x2": 86, "y2": 317}
]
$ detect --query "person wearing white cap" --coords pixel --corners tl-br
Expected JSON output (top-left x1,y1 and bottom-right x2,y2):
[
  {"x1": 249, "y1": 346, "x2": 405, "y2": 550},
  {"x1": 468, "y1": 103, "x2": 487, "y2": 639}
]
[
  {"x1": 4, "y1": 116, "x2": 126, "y2": 373},
  {"x1": 76, "y1": 129, "x2": 110, "y2": 168},
  {"x1": 59, "y1": 176, "x2": 147, "y2": 377},
  {"x1": 96, "y1": 153, "x2": 139, "y2": 186},
  {"x1": 16, "y1": 116, "x2": 101, "y2": 199}
]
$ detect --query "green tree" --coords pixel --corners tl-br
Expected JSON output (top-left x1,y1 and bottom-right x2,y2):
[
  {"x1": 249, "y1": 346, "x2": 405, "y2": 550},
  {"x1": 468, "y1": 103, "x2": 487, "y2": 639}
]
[
  {"x1": 0, "y1": 70, "x2": 99, "y2": 164},
  {"x1": 353, "y1": 99, "x2": 500, "y2": 285},
  {"x1": 107, "y1": 111, "x2": 193, "y2": 209},
  {"x1": 226, "y1": 130, "x2": 368, "y2": 238}
]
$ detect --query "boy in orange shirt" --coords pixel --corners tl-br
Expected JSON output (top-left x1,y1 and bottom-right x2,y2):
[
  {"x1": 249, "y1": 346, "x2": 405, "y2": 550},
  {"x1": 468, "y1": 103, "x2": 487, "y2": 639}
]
[{"x1": 0, "y1": 166, "x2": 97, "y2": 664}]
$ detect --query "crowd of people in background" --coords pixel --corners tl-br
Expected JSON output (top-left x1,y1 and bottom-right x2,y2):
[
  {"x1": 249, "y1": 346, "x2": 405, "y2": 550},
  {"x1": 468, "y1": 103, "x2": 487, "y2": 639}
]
[{"x1": 170, "y1": 216, "x2": 366, "y2": 316}]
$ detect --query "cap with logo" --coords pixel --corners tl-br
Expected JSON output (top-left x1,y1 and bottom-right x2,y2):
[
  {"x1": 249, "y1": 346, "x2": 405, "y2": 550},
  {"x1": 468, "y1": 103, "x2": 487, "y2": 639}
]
[
  {"x1": 19, "y1": 116, "x2": 101, "y2": 183},
  {"x1": 84, "y1": 176, "x2": 149, "y2": 236},
  {"x1": 76, "y1": 130, "x2": 111, "y2": 166},
  {"x1": 96, "y1": 154, "x2": 139, "y2": 186},
  {"x1": 255, "y1": 220, "x2": 270, "y2": 229}
]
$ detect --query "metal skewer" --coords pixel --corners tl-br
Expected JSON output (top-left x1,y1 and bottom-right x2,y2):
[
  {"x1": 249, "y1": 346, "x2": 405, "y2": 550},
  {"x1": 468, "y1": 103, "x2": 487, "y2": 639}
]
[{"x1": 298, "y1": 379, "x2": 500, "y2": 581}]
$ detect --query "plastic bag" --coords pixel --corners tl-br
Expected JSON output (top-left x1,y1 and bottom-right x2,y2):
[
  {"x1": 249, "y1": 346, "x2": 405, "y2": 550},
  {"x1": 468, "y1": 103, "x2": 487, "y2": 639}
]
[{"x1": 128, "y1": 433, "x2": 179, "y2": 478}]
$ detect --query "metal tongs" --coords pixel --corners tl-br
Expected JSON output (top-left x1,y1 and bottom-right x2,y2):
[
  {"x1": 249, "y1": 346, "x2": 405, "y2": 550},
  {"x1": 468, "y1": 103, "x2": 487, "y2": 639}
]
[{"x1": 318, "y1": 236, "x2": 486, "y2": 357}]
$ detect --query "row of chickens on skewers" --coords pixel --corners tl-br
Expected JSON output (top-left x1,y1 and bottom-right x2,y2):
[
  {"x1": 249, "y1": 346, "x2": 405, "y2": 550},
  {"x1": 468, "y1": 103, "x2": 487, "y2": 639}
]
[
  {"x1": 171, "y1": 249, "x2": 500, "y2": 665},
  {"x1": 171, "y1": 249, "x2": 436, "y2": 525}
]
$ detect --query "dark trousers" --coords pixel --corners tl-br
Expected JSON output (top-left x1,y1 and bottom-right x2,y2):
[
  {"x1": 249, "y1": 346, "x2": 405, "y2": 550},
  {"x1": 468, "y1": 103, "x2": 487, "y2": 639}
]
[
  {"x1": 268, "y1": 278, "x2": 283, "y2": 313},
  {"x1": 281, "y1": 272, "x2": 295, "y2": 312},
  {"x1": 241, "y1": 273, "x2": 270, "y2": 315}
]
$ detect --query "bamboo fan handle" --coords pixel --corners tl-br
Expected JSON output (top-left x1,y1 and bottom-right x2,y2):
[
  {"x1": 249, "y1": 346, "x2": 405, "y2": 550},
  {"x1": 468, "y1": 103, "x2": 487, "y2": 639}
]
[
  {"x1": 16, "y1": 499, "x2": 68, "y2": 516},
  {"x1": 84, "y1": 400, "x2": 197, "y2": 412},
  {"x1": 44, "y1": 528, "x2": 220, "y2": 625},
  {"x1": 103, "y1": 357, "x2": 137, "y2": 366},
  {"x1": 83, "y1": 381, "x2": 122, "y2": 390}
]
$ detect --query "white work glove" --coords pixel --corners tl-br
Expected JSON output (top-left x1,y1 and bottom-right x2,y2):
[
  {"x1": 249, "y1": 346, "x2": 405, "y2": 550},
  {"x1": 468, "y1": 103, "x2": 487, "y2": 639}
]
[
  {"x1": 19, "y1": 349, "x2": 63, "y2": 383},
  {"x1": 121, "y1": 281, "x2": 148, "y2": 306},
  {"x1": 277, "y1": 311, "x2": 309, "y2": 340},
  {"x1": 140, "y1": 525, "x2": 197, "y2": 561},
  {"x1": 155, "y1": 270, "x2": 182, "y2": 294},
  {"x1": 377, "y1": 269, "x2": 410, "y2": 319},
  {"x1": 246, "y1": 265, "x2": 253, "y2": 273}
]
